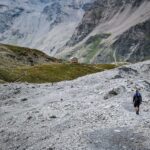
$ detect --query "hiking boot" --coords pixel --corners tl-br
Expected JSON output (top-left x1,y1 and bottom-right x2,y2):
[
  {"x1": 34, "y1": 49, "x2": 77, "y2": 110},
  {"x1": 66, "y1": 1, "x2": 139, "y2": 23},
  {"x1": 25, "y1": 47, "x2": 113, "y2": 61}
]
[{"x1": 136, "y1": 111, "x2": 139, "y2": 115}]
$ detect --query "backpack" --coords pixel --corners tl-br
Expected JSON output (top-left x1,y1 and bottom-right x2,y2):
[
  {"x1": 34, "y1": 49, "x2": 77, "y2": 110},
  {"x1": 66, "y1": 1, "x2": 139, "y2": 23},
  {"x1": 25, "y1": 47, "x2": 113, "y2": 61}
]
[{"x1": 134, "y1": 93, "x2": 142, "y2": 103}]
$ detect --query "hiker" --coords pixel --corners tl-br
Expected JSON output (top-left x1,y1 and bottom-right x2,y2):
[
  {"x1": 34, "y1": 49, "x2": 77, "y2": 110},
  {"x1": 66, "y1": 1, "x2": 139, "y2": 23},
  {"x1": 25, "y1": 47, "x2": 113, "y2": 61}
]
[{"x1": 133, "y1": 90, "x2": 142, "y2": 115}]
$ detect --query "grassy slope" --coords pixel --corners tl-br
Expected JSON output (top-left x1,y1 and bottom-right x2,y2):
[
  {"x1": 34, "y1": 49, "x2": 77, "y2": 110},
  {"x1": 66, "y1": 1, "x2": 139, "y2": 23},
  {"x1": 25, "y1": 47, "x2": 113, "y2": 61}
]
[
  {"x1": 0, "y1": 63, "x2": 117, "y2": 83},
  {"x1": 85, "y1": 38, "x2": 102, "y2": 64},
  {"x1": 0, "y1": 44, "x2": 117, "y2": 83},
  {"x1": 0, "y1": 44, "x2": 61, "y2": 67},
  {"x1": 75, "y1": 34, "x2": 111, "y2": 64}
]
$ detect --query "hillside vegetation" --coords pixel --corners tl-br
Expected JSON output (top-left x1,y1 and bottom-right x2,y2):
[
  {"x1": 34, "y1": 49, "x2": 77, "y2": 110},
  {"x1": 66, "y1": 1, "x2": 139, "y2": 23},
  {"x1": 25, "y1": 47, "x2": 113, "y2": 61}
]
[
  {"x1": 0, "y1": 44, "x2": 61, "y2": 67},
  {"x1": 0, "y1": 44, "x2": 117, "y2": 83}
]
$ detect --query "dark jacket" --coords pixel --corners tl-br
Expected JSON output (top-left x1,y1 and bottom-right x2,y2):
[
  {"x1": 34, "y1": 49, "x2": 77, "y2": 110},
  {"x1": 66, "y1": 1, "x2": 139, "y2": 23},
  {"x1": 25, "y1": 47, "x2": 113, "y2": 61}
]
[{"x1": 133, "y1": 92, "x2": 142, "y2": 104}]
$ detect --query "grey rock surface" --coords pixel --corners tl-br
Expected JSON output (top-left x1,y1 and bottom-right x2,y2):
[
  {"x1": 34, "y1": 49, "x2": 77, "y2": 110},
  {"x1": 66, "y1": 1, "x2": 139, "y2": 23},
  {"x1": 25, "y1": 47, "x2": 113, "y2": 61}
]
[{"x1": 0, "y1": 60, "x2": 150, "y2": 150}]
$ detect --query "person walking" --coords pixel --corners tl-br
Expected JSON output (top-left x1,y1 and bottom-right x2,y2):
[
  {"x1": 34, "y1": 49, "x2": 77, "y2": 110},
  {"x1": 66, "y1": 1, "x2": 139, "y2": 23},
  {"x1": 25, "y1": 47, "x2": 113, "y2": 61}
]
[{"x1": 133, "y1": 90, "x2": 142, "y2": 115}]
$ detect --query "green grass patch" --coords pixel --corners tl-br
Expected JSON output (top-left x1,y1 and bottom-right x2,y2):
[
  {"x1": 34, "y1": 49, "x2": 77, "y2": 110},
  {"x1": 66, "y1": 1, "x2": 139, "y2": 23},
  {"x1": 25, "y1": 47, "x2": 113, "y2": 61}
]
[
  {"x1": 85, "y1": 38, "x2": 102, "y2": 63},
  {"x1": 0, "y1": 63, "x2": 117, "y2": 83},
  {"x1": 84, "y1": 34, "x2": 111, "y2": 63}
]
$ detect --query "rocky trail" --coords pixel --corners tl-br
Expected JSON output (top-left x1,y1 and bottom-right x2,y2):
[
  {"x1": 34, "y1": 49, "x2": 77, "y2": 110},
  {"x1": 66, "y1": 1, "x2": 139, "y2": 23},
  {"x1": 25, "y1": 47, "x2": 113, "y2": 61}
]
[{"x1": 0, "y1": 61, "x2": 150, "y2": 150}]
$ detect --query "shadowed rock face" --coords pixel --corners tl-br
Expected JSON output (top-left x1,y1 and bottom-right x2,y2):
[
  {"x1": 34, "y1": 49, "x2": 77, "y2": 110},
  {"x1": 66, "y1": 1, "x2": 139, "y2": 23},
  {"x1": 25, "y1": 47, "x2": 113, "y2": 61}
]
[
  {"x1": 42, "y1": 2, "x2": 64, "y2": 23},
  {"x1": 112, "y1": 19, "x2": 150, "y2": 62}
]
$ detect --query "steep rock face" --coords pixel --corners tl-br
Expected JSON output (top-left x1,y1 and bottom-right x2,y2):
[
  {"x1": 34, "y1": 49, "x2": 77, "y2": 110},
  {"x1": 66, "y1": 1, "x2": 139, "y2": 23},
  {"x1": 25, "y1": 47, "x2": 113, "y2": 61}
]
[
  {"x1": 0, "y1": 0, "x2": 92, "y2": 56},
  {"x1": 112, "y1": 19, "x2": 150, "y2": 62},
  {"x1": 63, "y1": 0, "x2": 150, "y2": 63},
  {"x1": 93, "y1": 19, "x2": 150, "y2": 63},
  {"x1": 67, "y1": 0, "x2": 144, "y2": 46},
  {"x1": 66, "y1": 1, "x2": 102, "y2": 46}
]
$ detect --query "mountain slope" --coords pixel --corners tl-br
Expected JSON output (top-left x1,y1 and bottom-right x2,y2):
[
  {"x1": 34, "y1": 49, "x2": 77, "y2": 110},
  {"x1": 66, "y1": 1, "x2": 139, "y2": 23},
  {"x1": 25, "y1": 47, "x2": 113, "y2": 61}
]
[
  {"x1": 111, "y1": 20, "x2": 150, "y2": 63},
  {"x1": 0, "y1": 43, "x2": 59, "y2": 67},
  {"x1": 0, "y1": 0, "x2": 92, "y2": 55},
  {"x1": 59, "y1": 0, "x2": 150, "y2": 63},
  {"x1": 0, "y1": 0, "x2": 150, "y2": 63},
  {"x1": 0, "y1": 60, "x2": 150, "y2": 149},
  {"x1": 0, "y1": 43, "x2": 117, "y2": 83}
]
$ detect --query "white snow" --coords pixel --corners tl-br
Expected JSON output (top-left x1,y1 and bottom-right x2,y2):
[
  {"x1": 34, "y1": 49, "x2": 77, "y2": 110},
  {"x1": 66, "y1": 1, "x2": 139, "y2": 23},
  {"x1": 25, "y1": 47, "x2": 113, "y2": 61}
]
[{"x1": 0, "y1": 60, "x2": 150, "y2": 149}]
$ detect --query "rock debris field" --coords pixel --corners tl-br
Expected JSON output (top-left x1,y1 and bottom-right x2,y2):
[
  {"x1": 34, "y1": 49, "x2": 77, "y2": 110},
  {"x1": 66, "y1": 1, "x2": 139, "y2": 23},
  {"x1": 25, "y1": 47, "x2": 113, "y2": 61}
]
[{"x1": 0, "y1": 61, "x2": 150, "y2": 150}]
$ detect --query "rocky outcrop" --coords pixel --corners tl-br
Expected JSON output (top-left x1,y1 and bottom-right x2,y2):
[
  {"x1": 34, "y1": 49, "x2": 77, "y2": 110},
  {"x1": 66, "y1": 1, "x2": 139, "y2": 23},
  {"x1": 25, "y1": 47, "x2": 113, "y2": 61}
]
[
  {"x1": 67, "y1": 1, "x2": 103, "y2": 46},
  {"x1": 112, "y1": 19, "x2": 150, "y2": 62},
  {"x1": 42, "y1": 2, "x2": 68, "y2": 25},
  {"x1": 93, "y1": 19, "x2": 150, "y2": 63},
  {"x1": 67, "y1": 0, "x2": 146, "y2": 46}
]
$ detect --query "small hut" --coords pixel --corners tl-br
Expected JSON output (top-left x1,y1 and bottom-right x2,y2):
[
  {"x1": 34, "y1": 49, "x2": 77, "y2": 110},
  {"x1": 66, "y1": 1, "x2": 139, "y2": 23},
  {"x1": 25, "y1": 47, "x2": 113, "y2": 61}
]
[{"x1": 70, "y1": 57, "x2": 78, "y2": 64}]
